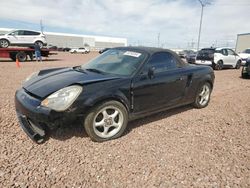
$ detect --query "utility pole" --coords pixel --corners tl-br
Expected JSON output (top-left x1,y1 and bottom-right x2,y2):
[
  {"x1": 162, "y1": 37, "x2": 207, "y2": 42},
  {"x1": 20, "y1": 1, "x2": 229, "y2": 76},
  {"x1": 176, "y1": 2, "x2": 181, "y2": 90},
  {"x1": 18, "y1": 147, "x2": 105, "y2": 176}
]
[
  {"x1": 197, "y1": 0, "x2": 206, "y2": 51},
  {"x1": 197, "y1": 0, "x2": 204, "y2": 51},
  {"x1": 40, "y1": 20, "x2": 44, "y2": 34},
  {"x1": 157, "y1": 33, "x2": 160, "y2": 48}
]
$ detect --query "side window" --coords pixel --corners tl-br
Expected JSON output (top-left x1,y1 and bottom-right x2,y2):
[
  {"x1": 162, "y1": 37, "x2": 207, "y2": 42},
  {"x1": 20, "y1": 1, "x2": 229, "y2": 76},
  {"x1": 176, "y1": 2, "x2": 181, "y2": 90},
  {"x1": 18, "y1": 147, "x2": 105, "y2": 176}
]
[
  {"x1": 148, "y1": 52, "x2": 178, "y2": 73},
  {"x1": 215, "y1": 49, "x2": 222, "y2": 54},
  {"x1": 24, "y1": 31, "x2": 40, "y2": 35},
  {"x1": 222, "y1": 49, "x2": 228, "y2": 56},
  {"x1": 17, "y1": 30, "x2": 25, "y2": 35},
  {"x1": 227, "y1": 49, "x2": 235, "y2": 55}
]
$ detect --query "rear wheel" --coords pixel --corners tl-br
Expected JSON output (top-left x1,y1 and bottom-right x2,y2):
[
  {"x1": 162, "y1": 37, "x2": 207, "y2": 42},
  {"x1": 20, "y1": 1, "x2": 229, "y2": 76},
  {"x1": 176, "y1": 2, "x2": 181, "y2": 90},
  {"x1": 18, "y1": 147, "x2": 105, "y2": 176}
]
[
  {"x1": 0, "y1": 39, "x2": 9, "y2": 48},
  {"x1": 35, "y1": 41, "x2": 43, "y2": 48},
  {"x1": 215, "y1": 60, "x2": 223, "y2": 70},
  {"x1": 193, "y1": 82, "x2": 212, "y2": 108},
  {"x1": 16, "y1": 51, "x2": 27, "y2": 62},
  {"x1": 84, "y1": 101, "x2": 128, "y2": 142}
]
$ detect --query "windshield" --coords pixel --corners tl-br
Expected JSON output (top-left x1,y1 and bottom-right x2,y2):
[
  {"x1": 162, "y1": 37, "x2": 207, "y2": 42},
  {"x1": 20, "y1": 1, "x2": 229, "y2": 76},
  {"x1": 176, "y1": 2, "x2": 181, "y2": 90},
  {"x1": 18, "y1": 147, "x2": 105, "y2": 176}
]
[
  {"x1": 81, "y1": 49, "x2": 147, "y2": 76},
  {"x1": 243, "y1": 49, "x2": 250, "y2": 54}
]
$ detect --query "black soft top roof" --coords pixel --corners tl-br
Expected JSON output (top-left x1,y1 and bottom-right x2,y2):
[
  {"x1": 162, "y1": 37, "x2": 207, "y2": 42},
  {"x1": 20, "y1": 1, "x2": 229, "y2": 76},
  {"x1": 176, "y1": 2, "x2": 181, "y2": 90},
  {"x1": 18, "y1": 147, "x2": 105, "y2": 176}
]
[
  {"x1": 114, "y1": 46, "x2": 174, "y2": 55},
  {"x1": 113, "y1": 46, "x2": 187, "y2": 66}
]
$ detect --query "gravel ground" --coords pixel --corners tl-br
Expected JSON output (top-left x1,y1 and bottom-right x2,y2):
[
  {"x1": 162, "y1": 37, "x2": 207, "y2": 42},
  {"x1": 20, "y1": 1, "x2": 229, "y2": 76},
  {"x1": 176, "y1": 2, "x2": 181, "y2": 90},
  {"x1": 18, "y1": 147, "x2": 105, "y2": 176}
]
[{"x1": 0, "y1": 52, "x2": 249, "y2": 187}]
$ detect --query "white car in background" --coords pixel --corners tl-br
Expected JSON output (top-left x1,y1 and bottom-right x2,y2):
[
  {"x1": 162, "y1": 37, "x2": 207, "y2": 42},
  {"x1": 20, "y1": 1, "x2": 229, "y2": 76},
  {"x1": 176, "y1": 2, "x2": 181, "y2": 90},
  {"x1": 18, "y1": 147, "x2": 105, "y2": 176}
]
[
  {"x1": 0, "y1": 29, "x2": 46, "y2": 48},
  {"x1": 195, "y1": 47, "x2": 242, "y2": 70},
  {"x1": 70, "y1": 47, "x2": 90, "y2": 54},
  {"x1": 238, "y1": 49, "x2": 250, "y2": 65}
]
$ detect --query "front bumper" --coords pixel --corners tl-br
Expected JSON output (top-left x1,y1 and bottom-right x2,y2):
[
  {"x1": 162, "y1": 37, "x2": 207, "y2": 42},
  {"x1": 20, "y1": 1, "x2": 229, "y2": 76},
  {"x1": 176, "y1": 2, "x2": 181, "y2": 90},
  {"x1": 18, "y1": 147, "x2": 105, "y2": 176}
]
[
  {"x1": 15, "y1": 88, "x2": 79, "y2": 143},
  {"x1": 242, "y1": 66, "x2": 250, "y2": 77}
]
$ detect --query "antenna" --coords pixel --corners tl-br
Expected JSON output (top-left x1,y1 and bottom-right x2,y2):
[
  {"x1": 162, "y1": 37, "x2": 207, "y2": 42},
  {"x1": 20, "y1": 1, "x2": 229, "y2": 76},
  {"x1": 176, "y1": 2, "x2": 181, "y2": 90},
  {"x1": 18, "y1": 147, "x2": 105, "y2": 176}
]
[{"x1": 157, "y1": 33, "x2": 160, "y2": 47}]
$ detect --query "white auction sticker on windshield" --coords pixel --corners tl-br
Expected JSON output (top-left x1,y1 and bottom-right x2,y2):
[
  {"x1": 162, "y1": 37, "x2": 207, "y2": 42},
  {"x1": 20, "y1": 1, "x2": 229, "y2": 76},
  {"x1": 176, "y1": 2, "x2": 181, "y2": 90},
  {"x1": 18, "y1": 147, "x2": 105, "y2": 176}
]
[{"x1": 124, "y1": 51, "x2": 141, "y2": 58}]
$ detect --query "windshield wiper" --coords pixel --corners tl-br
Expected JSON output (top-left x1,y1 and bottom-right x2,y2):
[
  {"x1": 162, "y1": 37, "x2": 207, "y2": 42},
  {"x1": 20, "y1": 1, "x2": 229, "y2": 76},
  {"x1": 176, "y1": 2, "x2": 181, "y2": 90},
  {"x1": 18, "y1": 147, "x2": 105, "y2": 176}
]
[
  {"x1": 73, "y1": 66, "x2": 87, "y2": 73},
  {"x1": 86, "y1": 68, "x2": 104, "y2": 74}
]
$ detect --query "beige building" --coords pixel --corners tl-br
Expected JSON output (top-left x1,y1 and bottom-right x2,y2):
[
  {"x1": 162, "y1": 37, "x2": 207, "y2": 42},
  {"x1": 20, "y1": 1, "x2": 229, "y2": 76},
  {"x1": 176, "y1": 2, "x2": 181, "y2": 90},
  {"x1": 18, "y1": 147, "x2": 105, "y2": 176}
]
[{"x1": 235, "y1": 33, "x2": 250, "y2": 52}]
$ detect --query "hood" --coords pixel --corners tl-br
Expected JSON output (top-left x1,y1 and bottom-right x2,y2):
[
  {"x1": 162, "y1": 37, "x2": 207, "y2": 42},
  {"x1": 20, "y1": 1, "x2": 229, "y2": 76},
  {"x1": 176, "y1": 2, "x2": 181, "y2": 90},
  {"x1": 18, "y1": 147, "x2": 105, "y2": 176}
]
[
  {"x1": 239, "y1": 53, "x2": 250, "y2": 59},
  {"x1": 23, "y1": 67, "x2": 120, "y2": 98}
]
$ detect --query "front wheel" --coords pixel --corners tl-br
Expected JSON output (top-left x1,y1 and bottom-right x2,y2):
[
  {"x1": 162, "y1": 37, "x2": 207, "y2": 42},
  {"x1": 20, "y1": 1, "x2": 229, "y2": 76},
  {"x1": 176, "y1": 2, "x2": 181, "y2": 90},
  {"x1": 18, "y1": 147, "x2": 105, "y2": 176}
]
[
  {"x1": 16, "y1": 51, "x2": 27, "y2": 62},
  {"x1": 235, "y1": 60, "x2": 241, "y2": 69},
  {"x1": 0, "y1": 39, "x2": 9, "y2": 48},
  {"x1": 84, "y1": 101, "x2": 128, "y2": 142},
  {"x1": 193, "y1": 82, "x2": 212, "y2": 108}
]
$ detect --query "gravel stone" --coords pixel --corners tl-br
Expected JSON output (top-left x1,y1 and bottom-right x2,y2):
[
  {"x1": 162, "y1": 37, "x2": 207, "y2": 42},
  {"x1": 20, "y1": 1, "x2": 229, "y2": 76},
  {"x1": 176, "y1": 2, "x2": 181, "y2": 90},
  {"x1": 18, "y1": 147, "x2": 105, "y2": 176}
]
[{"x1": 0, "y1": 52, "x2": 249, "y2": 187}]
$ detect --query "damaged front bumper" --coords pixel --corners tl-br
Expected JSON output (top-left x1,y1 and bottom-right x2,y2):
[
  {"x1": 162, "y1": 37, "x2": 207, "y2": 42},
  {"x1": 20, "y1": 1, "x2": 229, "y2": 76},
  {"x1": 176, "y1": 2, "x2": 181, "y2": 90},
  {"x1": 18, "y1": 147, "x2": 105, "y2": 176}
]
[{"x1": 15, "y1": 88, "x2": 79, "y2": 143}]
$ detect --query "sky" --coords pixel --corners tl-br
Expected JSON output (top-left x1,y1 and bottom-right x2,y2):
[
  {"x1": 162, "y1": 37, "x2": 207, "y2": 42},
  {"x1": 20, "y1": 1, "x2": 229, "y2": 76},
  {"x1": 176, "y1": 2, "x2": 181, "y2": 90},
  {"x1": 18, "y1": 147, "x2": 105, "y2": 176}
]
[{"x1": 0, "y1": 0, "x2": 250, "y2": 49}]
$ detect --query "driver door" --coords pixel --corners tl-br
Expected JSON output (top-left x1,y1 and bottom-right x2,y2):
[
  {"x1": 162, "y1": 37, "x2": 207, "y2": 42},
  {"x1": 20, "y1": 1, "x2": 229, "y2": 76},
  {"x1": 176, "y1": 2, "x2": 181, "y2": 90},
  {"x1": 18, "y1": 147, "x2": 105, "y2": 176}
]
[{"x1": 132, "y1": 52, "x2": 188, "y2": 113}]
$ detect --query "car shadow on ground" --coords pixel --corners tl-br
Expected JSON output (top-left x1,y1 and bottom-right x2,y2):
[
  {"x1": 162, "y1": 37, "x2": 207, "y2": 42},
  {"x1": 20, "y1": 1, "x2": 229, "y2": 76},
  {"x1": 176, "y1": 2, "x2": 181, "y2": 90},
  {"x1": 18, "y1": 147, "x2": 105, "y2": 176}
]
[
  {"x1": 49, "y1": 119, "x2": 88, "y2": 141},
  {"x1": 49, "y1": 104, "x2": 193, "y2": 142},
  {"x1": 126, "y1": 105, "x2": 193, "y2": 134}
]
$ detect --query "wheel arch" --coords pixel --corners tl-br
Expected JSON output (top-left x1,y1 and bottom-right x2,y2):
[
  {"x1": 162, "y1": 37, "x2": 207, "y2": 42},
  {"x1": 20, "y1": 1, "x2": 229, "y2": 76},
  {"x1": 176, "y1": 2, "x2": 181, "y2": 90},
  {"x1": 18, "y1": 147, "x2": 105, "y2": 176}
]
[
  {"x1": 0, "y1": 38, "x2": 10, "y2": 42},
  {"x1": 217, "y1": 59, "x2": 223, "y2": 64},
  {"x1": 89, "y1": 96, "x2": 130, "y2": 113},
  {"x1": 197, "y1": 74, "x2": 214, "y2": 91},
  {"x1": 0, "y1": 38, "x2": 10, "y2": 47},
  {"x1": 34, "y1": 40, "x2": 43, "y2": 44}
]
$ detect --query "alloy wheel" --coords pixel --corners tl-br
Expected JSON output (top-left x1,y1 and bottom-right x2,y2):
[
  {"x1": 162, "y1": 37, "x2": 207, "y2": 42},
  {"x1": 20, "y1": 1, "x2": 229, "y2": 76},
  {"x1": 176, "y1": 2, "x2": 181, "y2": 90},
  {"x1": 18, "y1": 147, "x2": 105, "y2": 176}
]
[
  {"x1": 93, "y1": 106, "x2": 124, "y2": 139},
  {"x1": 35, "y1": 41, "x2": 43, "y2": 48},
  {"x1": 0, "y1": 40, "x2": 9, "y2": 48},
  {"x1": 198, "y1": 85, "x2": 210, "y2": 106}
]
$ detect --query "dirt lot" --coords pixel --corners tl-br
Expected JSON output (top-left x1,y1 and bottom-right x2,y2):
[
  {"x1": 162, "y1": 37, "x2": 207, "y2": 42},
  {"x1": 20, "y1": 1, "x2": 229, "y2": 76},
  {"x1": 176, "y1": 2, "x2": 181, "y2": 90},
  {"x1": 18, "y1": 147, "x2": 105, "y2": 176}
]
[{"x1": 0, "y1": 52, "x2": 249, "y2": 187}]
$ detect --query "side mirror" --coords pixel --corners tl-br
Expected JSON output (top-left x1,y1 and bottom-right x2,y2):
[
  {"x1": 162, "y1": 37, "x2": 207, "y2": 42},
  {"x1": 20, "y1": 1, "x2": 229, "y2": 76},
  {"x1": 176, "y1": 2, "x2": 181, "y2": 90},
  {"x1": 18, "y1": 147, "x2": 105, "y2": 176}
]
[{"x1": 148, "y1": 67, "x2": 155, "y2": 79}]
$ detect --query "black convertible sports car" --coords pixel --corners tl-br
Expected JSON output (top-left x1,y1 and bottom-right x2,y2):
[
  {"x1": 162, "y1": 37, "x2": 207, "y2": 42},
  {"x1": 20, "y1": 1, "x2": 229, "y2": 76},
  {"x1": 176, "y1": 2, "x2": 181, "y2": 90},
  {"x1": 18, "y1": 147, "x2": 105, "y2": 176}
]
[{"x1": 15, "y1": 47, "x2": 214, "y2": 143}]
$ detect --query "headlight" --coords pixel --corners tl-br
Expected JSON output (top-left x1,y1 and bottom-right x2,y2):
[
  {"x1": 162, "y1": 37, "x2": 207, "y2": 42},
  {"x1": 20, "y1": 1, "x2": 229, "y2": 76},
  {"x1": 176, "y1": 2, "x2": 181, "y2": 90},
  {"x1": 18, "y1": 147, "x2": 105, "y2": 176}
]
[
  {"x1": 25, "y1": 71, "x2": 39, "y2": 82},
  {"x1": 41, "y1": 85, "x2": 82, "y2": 111}
]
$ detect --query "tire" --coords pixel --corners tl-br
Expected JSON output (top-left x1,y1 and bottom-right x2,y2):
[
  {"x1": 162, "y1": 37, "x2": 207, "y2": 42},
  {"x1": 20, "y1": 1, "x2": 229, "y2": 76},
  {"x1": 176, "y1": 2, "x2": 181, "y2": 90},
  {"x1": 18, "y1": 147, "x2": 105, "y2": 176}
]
[
  {"x1": 84, "y1": 100, "x2": 128, "y2": 142},
  {"x1": 0, "y1": 39, "x2": 9, "y2": 48},
  {"x1": 16, "y1": 51, "x2": 27, "y2": 62},
  {"x1": 193, "y1": 82, "x2": 212, "y2": 109},
  {"x1": 235, "y1": 60, "x2": 241, "y2": 69},
  {"x1": 242, "y1": 73, "x2": 248, "y2": 79},
  {"x1": 35, "y1": 41, "x2": 43, "y2": 48},
  {"x1": 215, "y1": 60, "x2": 223, "y2": 70}
]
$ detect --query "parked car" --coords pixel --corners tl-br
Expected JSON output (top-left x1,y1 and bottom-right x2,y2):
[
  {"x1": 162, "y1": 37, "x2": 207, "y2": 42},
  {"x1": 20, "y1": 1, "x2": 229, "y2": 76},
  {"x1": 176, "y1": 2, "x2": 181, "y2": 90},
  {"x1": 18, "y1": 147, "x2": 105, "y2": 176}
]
[
  {"x1": 47, "y1": 45, "x2": 58, "y2": 51},
  {"x1": 99, "y1": 48, "x2": 111, "y2": 54},
  {"x1": 196, "y1": 48, "x2": 241, "y2": 70},
  {"x1": 178, "y1": 50, "x2": 194, "y2": 58},
  {"x1": 70, "y1": 47, "x2": 90, "y2": 54},
  {"x1": 0, "y1": 29, "x2": 47, "y2": 48},
  {"x1": 15, "y1": 47, "x2": 214, "y2": 143},
  {"x1": 57, "y1": 47, "x2": 64, "y2": 51},
  {"x1": 242, "y1": 58, "x2": 250, "y2": 78},
  {"x1": 186, "y1": 51, "x2": 197, "y2": 64},
  {"x1": 238, "y1": 48, "x2": 250, "y2": 65},
  {"x1": 63, "y1": 47, "x2": 71, "y2": 52}
]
